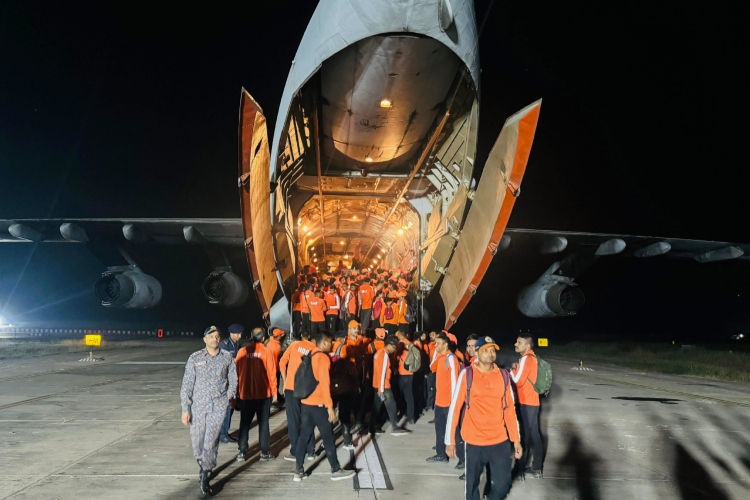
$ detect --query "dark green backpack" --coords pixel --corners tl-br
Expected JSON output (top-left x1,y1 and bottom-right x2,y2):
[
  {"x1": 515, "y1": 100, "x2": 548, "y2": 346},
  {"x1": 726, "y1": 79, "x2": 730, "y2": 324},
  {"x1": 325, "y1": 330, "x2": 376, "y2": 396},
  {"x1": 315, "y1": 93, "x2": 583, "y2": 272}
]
[{"x1": 529, "y1": 353, "x2": 552, "y2": 396}]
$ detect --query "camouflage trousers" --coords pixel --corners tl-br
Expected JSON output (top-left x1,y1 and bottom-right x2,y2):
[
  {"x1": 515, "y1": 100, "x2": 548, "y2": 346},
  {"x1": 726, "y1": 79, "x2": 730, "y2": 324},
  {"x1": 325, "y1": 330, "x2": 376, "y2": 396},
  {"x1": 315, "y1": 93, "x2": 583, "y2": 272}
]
[{"x1": 190, "y1": 403, "x2": 226, "y2": 470}]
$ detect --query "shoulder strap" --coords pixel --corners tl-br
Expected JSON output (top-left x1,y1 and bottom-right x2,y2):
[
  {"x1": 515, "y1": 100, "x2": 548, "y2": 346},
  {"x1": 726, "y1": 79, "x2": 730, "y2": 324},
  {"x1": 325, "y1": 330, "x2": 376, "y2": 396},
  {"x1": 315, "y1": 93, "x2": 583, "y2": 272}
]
[
  {"x1": 335, "y1": 344, "x2": 344, "y2": 358},
  {"x1": 465, "y1": 366, "x2": 474, "y2": 409},
  {"x1": 445, "y1": 352, "x2": 455, "y2": 368}
]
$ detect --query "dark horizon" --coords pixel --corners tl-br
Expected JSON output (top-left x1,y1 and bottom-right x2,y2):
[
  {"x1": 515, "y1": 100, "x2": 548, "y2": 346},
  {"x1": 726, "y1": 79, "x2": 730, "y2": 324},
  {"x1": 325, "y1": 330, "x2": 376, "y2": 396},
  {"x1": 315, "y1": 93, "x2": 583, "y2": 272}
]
[{"x1": 1, "y1": 1, "x2": 747, "y2": 342}]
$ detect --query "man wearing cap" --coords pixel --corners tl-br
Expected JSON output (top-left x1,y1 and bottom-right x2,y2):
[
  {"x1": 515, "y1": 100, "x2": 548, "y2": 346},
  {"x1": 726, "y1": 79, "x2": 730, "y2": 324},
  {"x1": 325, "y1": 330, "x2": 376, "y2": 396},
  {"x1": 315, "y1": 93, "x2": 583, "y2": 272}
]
[
  {"x1": 427, "y1": 332, "x2": 458, "y2": 463},
  {"x1": 511, "y1": 335, "x2": 544, "y2": 478},
  {"x1": 343, "y1": 283, "x2": 359, "y2": 325},
  {"x1": 235, "y1": 327, "x2": 278, "y2": 462},
  {"x1": 358, "y1": 279, "x2": 376, "y2": 330},
  {"x1": 218, "y1": 324, "x2": 243, "y2": 443},
  {"x1": 324, "y1": 285, "x2": 341, "y2": 333},
  {"x1": 279, "y1": 330, "x2": 317, "y2": 462},
  {"x1": 446, "y1": 336, "x2": 522, "y2": 499},
  {"x1": 371, "y1": 336, "x2": 409, "y2": 436},
  {"x1": 180, "y1": 326, "x2": 238, "y2": 496}
]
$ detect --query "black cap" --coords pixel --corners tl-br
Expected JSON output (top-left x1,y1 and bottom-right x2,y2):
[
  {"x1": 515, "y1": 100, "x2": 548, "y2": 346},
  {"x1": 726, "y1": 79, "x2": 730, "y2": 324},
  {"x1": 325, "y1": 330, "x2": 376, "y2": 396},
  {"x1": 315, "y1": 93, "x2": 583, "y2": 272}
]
[
  {"x1": 228, "y1": 324, "x2": 244, "y2": 334},
  {"x1": 384, "y1": 336, "x2": 398, "y2": 347},
  {"x1": 203, "y1": 325, "x2": 220, "y2": 337}
]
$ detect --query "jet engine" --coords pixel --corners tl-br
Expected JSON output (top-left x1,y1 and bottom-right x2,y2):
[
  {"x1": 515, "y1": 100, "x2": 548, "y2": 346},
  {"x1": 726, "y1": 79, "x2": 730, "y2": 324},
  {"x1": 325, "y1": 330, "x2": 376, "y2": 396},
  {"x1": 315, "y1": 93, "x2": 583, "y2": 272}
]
[
  {"x1": 517, "y1": 282, "x2": 585, "y2": 318},
  {"x1": 94, "y1": 269, "x2": 162, "y2": 308},
  {"x1": 202, "y1": 270, "x2": 249, "y2": 307}
]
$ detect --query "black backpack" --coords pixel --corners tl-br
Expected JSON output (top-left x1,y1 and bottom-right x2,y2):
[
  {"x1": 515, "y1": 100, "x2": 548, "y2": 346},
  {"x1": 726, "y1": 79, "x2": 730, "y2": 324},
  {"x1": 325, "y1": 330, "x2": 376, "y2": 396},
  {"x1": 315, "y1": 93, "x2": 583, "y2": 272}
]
[
  {"x1": 330, "y1": 344, "x2": 358, "y2": 396},
  {"x1": 294, "y1": 351, "x2": 326, "y2": 399}
]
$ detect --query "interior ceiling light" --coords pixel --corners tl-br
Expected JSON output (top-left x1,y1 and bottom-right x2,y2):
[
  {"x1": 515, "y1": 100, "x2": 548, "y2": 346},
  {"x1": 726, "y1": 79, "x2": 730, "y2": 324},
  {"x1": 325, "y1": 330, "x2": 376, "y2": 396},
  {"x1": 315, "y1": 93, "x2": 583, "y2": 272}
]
[
  {"x1": 397, "y1": 228, "x2": 405, "y2": 236},
  {"x1": 352, "y1": 215, "x2": 357, "y2": 220},
  {"x1": 339, "y1": 240, "x2": 345, "y2": 245},
  {"x1": 365, "y1": 157, "x2": 373, "y2": 163},
  {"x1": 380, "y1": 98, "x2": 392, "y2": 108},
  {"x1": 313, "y1": 258, "x2": 318, "y2": 262},
  {"x1": 302, "y1": 225, "x2": 308, "y2": 232},
  {"x1": 306, "y1": 231, "x2": 312, "y2": 236}
]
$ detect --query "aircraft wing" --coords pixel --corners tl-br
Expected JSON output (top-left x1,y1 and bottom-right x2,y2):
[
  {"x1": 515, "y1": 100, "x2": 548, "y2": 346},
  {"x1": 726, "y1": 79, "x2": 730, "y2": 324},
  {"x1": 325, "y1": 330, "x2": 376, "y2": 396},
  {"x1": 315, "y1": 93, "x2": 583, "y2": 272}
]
[
  {"x1": 502, "y1": 228, "x2": 750, "y2": 262},
  {"x1": 0, "y1": 219, "x2": 244, "y2": 246}
]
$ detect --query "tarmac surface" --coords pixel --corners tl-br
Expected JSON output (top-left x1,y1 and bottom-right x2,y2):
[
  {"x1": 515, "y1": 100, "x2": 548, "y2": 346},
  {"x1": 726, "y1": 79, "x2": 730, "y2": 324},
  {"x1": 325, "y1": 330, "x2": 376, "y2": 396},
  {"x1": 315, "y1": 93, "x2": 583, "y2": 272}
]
[{"x1": 1, "y1": 339, "x2": 750, "y2": 499}]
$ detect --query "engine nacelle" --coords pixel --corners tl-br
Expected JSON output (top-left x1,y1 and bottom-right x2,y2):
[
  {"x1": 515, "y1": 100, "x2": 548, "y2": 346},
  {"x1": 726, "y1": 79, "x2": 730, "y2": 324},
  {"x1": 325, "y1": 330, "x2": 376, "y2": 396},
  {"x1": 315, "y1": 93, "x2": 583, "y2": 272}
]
[
  {"x1": 94, "y1": 269, "x2": 162, "y2": 309},
  {"x1": 517, "y1": 282, "x2": 585, "y2": 318},
  {"x1": 202, "y1": 271, "x2": 249, "y2": 307}
]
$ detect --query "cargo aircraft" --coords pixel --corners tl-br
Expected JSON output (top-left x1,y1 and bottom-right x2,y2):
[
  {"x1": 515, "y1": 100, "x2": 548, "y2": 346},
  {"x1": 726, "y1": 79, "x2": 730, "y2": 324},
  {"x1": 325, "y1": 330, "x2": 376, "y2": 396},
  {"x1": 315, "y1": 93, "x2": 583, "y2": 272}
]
[{"x1": 2, "y1": 0, "x2": 748, "y2": 331}]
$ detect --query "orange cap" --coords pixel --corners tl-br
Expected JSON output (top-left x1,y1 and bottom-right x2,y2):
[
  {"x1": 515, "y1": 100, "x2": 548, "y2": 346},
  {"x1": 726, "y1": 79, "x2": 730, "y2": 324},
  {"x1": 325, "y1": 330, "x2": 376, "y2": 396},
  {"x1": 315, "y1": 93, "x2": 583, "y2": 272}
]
[
  {"x1": 443, "y1": 330, "x2": 457, "y2": 344},
  {"x1": 348, "y1": 320, "x2": 360, "y2": 328},
  {"x1": 272, "y1": 328, "x2": 285, "y2": 338}
]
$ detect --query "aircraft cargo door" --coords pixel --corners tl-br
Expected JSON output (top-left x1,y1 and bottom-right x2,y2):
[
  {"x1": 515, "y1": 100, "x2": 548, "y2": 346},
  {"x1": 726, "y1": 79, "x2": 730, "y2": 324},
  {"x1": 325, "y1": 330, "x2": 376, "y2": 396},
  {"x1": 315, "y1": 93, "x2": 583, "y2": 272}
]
[
  {"x1": 440, "y1": 100, "x2": 541, "y2": 328},
  {"x1": 239, "y1": 89, "x2": 277, "y2": 323}
]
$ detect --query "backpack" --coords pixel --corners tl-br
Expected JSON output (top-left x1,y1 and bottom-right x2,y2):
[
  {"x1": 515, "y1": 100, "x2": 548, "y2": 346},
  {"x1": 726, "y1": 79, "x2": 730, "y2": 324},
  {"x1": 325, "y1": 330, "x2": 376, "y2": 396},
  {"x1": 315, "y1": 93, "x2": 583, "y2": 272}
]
[
  {"x1": 330, "y1": 345, "x2": 357, "y2": 396},
  {"x1": 404, "y1": 344, "x2": 422, "y2": 373},
  {"x1": 404, "y1": 300, "x2": 416, "y2": 323},
  {"x1": 294, "y1": 351, "x2": 326, "y2": 399},
  {"x1": 384, "y1": 304, "x2": 394, "y2": 321},
  {"x1": 529, "y1": 353, "x2": 552, "y2": 396},
  {"x1": 463, "y1": 365, "x2": 511, "y2": 419},
  {"x1": 373, "y1": 298, "x2": 383, "y2": 319}
]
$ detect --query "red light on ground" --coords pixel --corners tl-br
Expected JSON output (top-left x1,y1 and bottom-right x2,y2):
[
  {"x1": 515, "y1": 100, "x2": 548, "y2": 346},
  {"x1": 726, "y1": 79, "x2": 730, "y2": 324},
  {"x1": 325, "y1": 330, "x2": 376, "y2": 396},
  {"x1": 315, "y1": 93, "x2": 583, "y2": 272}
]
[{"x1": 157, "y1": 329, "x2": 164, "y2": 338}]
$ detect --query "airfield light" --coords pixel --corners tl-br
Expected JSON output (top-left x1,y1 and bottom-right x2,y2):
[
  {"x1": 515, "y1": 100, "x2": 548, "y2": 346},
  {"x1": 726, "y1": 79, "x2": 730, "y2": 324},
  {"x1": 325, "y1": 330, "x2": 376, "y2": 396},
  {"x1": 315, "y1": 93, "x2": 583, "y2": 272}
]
[
  {"x1": 157, "y1": 329, "x2": 164, "y2": 338},
  {"x1": 380, "y1": 99, "x2": 392, "y2": 108}
]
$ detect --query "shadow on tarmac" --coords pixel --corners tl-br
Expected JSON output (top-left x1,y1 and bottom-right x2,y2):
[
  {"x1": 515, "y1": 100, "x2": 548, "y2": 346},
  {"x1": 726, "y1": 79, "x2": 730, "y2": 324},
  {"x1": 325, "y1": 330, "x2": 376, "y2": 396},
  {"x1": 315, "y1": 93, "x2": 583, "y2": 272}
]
[
  {"x1": 557, "y1": 423, "x2": 600, "y2": 500},
  {"x1": 674, "y1": 441, "x2": 730, "y2": 500}
]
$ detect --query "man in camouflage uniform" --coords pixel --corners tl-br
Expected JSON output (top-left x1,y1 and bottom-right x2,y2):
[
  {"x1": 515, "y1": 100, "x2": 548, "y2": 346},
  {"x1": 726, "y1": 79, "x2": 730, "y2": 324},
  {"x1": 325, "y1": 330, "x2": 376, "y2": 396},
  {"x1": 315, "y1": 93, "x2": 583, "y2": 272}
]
[{"x1": 181, "y1": 325, "x2": 238, "y2": 496}]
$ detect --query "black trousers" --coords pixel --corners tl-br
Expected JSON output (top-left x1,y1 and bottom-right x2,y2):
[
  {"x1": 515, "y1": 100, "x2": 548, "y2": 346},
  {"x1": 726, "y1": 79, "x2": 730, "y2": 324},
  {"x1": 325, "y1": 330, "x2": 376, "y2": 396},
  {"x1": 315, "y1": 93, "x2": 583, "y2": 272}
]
[
  {"x1": 434, "y1": 405, "x2": 449, "y2": 458},
  {"x1": 360, "y1": 308, "x2": 372, "y2": 330},
  {"x1": 398, "y1": 374, "x2": 415, "y2": 422},
  {"x1": 293, "y1": 310, "x2": 302, "y2": 336},
  {"x1": 333, "y1": 393, "x2": 356, "y2": 445},
  {"x1": 238, "y1": 397, "x2": 272, "y2": 454},
  {"x1": 426, "y1": 372, "x2": 437, "y2": 410},
  {"x1": 295, "y1": 405, "x2": 341, "y2": 472},
  {"x1": 413, "y1": 371, "x2": 426, "y2": 416},
  {"x1": 311, "y1": 321, "x2": 325, "y2": 335},
  {"x1": 285, "y1": 390, "x2": 314, "y2": 456},
  {"x1": 520, "y1": 404, "x2": 543, "y2": 470},
  {"x1": 326, "y1": 314, "x2": 338, "y2": 333},
  {"x1": 356, "y1": 383, "x2": 374, "y2": 425},
  {"x1": 372, "y1": 388, "x2": 398, "y2": 430},
  {"x1": 465, "y1": 441, "x2": 512, "y2": 500},
  {"x1": 302, "y1": 313, "x2": 311, "y2": 332},
  {"x1": 384, "y1": 324, "x2": 398, "y2": 336}
]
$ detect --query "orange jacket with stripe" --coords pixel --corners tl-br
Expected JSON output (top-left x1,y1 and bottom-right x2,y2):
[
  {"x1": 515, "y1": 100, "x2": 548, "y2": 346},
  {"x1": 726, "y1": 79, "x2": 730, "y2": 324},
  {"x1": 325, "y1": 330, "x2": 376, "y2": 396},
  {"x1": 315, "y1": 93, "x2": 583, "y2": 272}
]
[
  {"x1": 431, "y1": 351, "x2": 459, "y2": 408},
  {"x1": 396, "y1": 298, "x2": 409, "y2": 324},
  {"x1": 308, "y1": 296, "x2": 327, "y2": 322},
  {"x1": 381, "y1": 301, "x2": 398, "y2": 325},
  {"x1": 279, "y1": 339, "x2": 315, "y2": 391},
  {"x1": 372, "y1": 347, "x2": 393, "y2": 391},
  {"x1": 446, "y1": 365, "x2": 521, "y2": 446},
  {"x1": 511, "y1": 350, "x2": 540, "y2": 406},
  {"x1": 235, "y1": 342, "x2": 277, "y2": 400},
  {"x1": 324, "y1": 293, "x2": 340, "y2": 315},
  {"x1": 301, "y1": 347, "x2": 333, "y2": 409}
]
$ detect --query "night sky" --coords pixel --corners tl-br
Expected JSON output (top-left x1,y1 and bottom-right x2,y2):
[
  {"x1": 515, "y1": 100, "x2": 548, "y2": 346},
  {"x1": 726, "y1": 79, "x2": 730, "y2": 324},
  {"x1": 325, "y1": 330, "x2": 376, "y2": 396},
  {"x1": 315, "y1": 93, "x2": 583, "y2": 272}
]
[{"x1": 1, "y1": 1, "x2": 747, "y2": 341}]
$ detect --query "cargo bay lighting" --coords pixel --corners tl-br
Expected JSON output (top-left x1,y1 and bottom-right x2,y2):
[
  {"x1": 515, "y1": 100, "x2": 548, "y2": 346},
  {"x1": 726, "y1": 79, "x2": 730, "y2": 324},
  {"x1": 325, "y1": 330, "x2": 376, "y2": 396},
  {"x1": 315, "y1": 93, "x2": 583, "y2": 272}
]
[{"x1": 380, "y1": 98, "x2": 392, "y2": 108}]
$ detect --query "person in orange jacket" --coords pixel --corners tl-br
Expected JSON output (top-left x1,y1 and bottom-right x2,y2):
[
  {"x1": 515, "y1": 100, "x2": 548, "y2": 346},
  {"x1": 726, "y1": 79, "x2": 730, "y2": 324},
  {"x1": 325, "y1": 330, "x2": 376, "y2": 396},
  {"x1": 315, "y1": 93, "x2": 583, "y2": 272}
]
[
  {"x1": 292, "y1": 284, "x2": 304, "y2": 335},
  {"x1": 235, "y1": 327, "x2": 278, "y2": 462},
  {"x1": 426, "y1": 332, "x2": 459, "y2": 463},
  {"x1": 381, "y1": 292, "x2": 399, "y2": 336},
  {"x1": 358, "y1": 279, "x2": 376, "y2": 330},
  {"x1": 293, "y1": 331, "x2": 356, "y2": 482},
  {"x1": 300, "y1": 284, "x2": 314, "y2": 332},
  {"x1": 324, "y1": 285, "x2": 341, "y2": 333},
  {"x1": 511, "y1": 335, "x2": 544, "y2": 478},
  {"x1": 308, "y1": 289, "x2": 328, "y2": 335},
  {"x1": 371, "y1": 336, "x2": 409, "y2": 436},
  {"x1": 279, "y1": 330, "x2": 316, "y2": 461},
  {"x1": 342, "y1": 283, "x2": 359, "y2": 324},
  {"x1": 425, "y1": 330, "x2": 438, "y2": 411},
  {"x1": 266, "y1": 327, "x2": 286, "y2": 408},
  {"x1": 446, "y1": 336, "x2": 522, "y2": 499}
]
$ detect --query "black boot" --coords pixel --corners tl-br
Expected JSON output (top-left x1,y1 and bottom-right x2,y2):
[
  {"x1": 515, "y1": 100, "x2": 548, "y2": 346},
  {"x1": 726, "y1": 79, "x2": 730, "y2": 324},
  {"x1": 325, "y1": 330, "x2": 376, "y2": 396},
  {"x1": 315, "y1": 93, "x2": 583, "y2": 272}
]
[{"x1": 200, "y1": 469, "x2": 212, "y2": 496}]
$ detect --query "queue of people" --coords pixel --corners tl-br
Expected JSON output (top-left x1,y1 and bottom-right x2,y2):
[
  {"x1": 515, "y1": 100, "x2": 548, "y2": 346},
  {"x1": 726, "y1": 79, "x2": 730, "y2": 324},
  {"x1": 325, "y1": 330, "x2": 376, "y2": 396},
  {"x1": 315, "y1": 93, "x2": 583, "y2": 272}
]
[{"x1": 180, "y1": 320, "x2": 546, "y2": 499}]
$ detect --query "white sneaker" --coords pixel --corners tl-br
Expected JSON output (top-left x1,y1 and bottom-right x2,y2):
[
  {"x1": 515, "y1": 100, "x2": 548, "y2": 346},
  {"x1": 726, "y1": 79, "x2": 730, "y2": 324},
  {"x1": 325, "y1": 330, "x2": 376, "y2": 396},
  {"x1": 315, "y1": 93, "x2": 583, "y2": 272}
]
[{"x1": 342, "y1": 443, "x2": 355, "y2": 451}]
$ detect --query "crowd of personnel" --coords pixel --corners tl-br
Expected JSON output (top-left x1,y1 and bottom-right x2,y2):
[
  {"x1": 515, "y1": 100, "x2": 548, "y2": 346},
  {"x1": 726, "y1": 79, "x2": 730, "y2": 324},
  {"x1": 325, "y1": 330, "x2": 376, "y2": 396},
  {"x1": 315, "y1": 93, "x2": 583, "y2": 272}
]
[{"x1": 180, "y1": 319, "x2": 548, "y2": 499}]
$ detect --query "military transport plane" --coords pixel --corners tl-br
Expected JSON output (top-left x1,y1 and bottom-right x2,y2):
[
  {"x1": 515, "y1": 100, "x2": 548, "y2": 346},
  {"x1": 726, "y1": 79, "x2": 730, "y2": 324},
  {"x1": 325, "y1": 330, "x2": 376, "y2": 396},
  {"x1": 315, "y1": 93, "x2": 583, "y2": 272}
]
[{"x1": 1, "y1": 0, "x2": 748, "y2": 331}]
